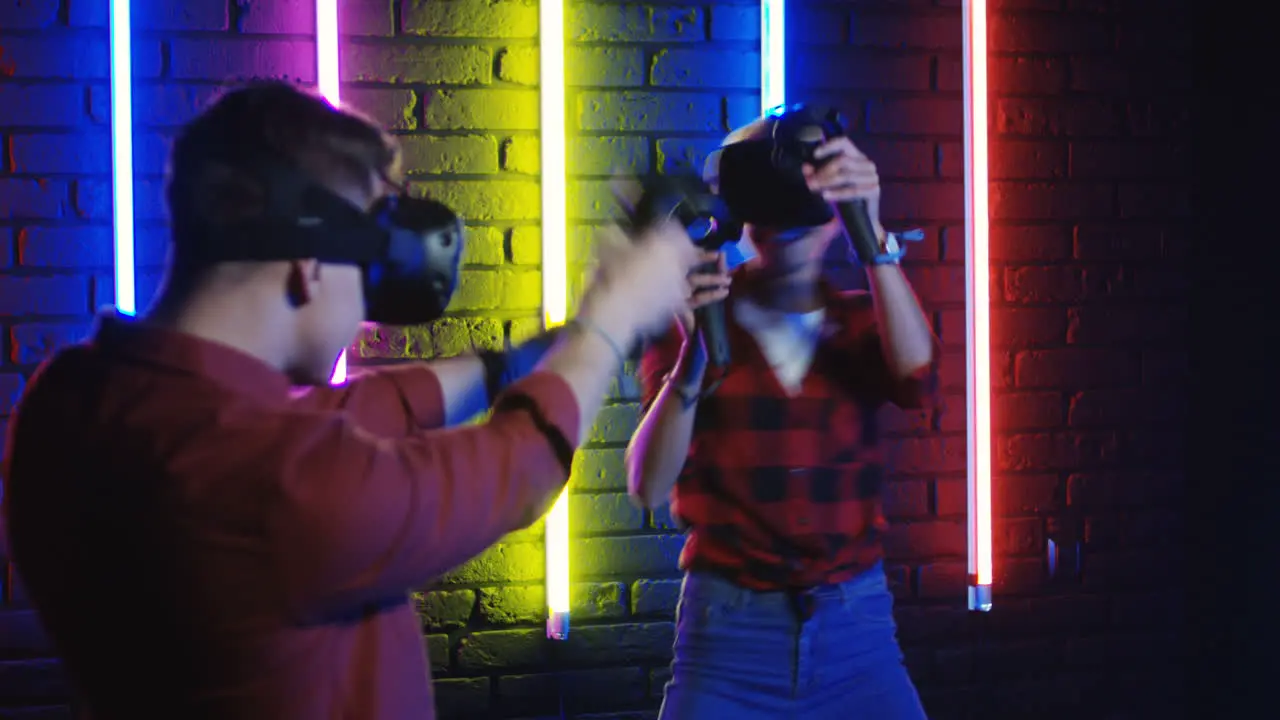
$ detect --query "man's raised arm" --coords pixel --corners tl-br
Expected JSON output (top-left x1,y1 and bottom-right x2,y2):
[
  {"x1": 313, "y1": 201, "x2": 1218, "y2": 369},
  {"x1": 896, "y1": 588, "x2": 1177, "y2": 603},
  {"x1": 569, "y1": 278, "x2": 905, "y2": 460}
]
[{"x1": 269, "y1": 222, "x2": 700, "y2": 618}]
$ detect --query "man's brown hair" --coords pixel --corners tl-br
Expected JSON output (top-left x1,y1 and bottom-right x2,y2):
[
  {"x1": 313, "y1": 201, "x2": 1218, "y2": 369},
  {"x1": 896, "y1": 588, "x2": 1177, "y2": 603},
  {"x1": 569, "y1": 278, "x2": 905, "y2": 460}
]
[{"x1": 165, "y1": 81, "x2": 400, "y2": 247}]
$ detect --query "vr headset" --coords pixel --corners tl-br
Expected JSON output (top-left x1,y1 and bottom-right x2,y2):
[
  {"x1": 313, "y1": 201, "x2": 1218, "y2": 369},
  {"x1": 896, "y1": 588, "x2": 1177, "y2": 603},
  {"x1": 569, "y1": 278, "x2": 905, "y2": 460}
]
[
  {"x1": 706, "y1": 102, "x2": 892, "y2": 265},
  {"x1": 623, "y1": 104, "x2": 850, "y2": 246},
  {"x1": 175, "y1": 160, "x2": 463, "y2": 326},
  {"x1": 622, "y1": 103, "x2": 883, "y2": 383},
  {"x1": 705, "y1": 103, "x2": 847, "y2": 230}
]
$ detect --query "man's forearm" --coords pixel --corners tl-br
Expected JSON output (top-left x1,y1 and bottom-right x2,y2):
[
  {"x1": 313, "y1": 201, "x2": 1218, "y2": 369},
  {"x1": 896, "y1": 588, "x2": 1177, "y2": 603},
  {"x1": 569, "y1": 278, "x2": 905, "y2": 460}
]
[
  {"x1": 536, "y1": 319, "x2": 631, "y2": 447},
  {"x1": 332, "y1": 355, "x2": 488, "y2": 428},
  {"x1": 423, "y1": 355, "x2": 489, "y2": 425},
  {"x1": 866, "y1": 263, "x2": 936, "y2": 377},
  {"x1": 420, "y1": 318, "x2": 621, "y2": 429}
]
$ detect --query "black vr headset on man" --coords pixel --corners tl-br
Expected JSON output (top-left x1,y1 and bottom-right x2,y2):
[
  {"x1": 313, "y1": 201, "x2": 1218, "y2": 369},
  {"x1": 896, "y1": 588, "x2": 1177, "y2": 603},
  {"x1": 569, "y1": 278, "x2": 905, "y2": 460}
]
[{"x1": 176, "y1": 159, "x2": 464, "y2": 327}]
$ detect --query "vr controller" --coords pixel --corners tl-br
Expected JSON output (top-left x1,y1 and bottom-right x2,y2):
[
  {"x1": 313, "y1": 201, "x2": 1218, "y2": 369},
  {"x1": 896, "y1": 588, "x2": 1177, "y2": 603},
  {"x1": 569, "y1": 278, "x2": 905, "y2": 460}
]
[{"x1": 619, "y1": 174, "x2": 741, "y2": 377}]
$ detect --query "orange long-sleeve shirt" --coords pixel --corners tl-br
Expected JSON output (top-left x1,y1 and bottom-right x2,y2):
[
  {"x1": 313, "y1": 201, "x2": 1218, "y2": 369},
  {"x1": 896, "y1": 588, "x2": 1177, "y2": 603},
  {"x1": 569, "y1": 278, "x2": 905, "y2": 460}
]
[{"x1": 2, "y1": 313, "x2": 579, "y2": 719}]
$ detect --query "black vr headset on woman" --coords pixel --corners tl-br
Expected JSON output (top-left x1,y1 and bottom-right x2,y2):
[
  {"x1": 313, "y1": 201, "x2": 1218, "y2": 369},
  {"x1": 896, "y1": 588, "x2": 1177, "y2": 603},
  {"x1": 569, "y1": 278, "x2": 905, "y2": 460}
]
[
  {"x1": 175, "y1": 158, "x2": 464, "y2": 327},
  {"x1": 634, "y1": 103, "x2": 877, "y2": 245},
  {"x1": 623, "y1": 104, "x2": 853, "y2": 247},
  {"x1": 640, "y1": 102, "x2": 908, "y2": 266},
  {"x1": 623, "y1": 103, "x2": 911, "y2": 383},
  {"x1": 704, "y1": 103, "x2": 845, "y2": 230}
]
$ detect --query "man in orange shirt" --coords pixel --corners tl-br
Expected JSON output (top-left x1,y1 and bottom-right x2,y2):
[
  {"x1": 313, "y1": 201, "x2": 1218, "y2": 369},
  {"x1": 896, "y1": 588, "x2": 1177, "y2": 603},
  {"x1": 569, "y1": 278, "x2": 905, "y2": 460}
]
[{"x1": 3, "y1": 82, "x2": 699, "y2": 719}]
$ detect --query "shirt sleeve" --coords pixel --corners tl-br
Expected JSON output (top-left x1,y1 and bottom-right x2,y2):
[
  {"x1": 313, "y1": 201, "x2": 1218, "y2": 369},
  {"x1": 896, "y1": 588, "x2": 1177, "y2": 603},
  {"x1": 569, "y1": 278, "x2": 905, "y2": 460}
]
[
  {"x1": 268, "y1": 370, "x2": 580, "y2": 620},
  {"x1": 289, "y1": 364, "x2": 447, "y2": 435},
  {"x1": 840, "y1": 291, "x2": 941, "y2": 410},
  {"x1": 639, "y1": 327, "x2": 685, "y2": 412}
]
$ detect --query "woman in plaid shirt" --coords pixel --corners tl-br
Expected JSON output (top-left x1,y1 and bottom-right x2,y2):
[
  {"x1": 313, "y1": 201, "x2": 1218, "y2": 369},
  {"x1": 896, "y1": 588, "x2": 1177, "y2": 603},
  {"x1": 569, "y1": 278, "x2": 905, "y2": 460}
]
[{"x1": 627, "y1": 114, "x2": 941, "y2": 719}]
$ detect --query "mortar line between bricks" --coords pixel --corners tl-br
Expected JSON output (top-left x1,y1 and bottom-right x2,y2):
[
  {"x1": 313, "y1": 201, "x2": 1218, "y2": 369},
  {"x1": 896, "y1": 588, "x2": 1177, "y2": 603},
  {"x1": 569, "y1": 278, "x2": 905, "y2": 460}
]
[
  {"x1": 0, "y1": 78, "x2": 91, "y2": 89},
  {"x1": 141, "y1": 31, "x2": 318, "y2": 42},
  {"x1": 0, "y1": 28, "x2": 103, "y2": 39}
]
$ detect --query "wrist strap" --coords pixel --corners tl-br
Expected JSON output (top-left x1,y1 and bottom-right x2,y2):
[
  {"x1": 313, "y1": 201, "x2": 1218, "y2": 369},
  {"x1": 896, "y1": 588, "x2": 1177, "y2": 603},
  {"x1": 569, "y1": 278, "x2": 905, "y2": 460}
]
[
  {"x1": 571, "y1": 316, "x2": 627, "y2": 366},
  {"x1": 865, "y1": 229, "x2": 926, "y2": 266},
  {"x1": 663, "y1": 363, "x2": 727, "y2": 407},
  {"x1": 662, "y1": 372, "x2": 703, "y2": 409}
]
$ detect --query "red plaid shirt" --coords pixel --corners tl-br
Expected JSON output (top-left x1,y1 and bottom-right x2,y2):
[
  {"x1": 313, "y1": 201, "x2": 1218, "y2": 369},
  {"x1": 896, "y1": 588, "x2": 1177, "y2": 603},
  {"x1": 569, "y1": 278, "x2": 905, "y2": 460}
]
[{"x1": 639, "y1": 281, "x2": 940, "y2": 591}]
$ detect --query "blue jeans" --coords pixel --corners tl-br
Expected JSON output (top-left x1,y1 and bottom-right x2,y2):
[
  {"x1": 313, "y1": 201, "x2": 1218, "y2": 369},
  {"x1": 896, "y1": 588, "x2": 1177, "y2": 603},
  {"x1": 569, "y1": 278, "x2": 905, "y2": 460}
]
[{"x1": 658, "y1": 563, "x2": 928, "y2": 720}]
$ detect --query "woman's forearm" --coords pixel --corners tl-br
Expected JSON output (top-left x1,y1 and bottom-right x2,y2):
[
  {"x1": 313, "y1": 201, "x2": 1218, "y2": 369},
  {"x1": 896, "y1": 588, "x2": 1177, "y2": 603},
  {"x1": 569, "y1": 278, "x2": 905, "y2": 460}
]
[
  {"x1": 866, "y1": 263, "x2": 936, "y2": 377},
  {"x1": 626, "y1": 357, "x2": 703, "y2": 509}
]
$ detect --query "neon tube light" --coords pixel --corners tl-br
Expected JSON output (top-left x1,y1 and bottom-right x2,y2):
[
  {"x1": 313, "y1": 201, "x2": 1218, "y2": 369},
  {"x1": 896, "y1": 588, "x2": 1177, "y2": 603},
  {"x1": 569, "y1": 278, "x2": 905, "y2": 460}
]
[
  {"x1": 109, "y1": 0, "x2": 136, "y2": 315},
  {"x1": 316, "y1": 0, "x2": 340, "y2": 108},
  {"x1": 963, "y1": 0, "x2": 993, "y2": 612},
  {"x1": 316, "y1": 0, "x2": 348, "y2": 384},
  {"x1": 540, "y1": 0, "x2": 571, "y2": 640},
  {"x1": 760, "y1": 0, "x2": 785, "y2": 112}
]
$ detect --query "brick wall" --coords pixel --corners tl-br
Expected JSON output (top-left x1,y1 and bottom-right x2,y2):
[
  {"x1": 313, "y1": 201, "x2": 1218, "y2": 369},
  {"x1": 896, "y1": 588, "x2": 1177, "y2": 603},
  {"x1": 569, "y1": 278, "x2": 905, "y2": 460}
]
[{"x1": 0, "y1": 0, "x2": 1189, "y2": 718}]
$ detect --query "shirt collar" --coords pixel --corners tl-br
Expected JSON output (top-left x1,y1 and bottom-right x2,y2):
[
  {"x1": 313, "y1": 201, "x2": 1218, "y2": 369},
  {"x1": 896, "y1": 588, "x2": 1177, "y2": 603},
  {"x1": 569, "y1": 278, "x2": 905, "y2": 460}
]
[
  {"x1": 91, "y1": 311, "x2": 294, "y2": 401},
  {"x1": 727, "y1": 274, "x2": 848, "y2": 344}
]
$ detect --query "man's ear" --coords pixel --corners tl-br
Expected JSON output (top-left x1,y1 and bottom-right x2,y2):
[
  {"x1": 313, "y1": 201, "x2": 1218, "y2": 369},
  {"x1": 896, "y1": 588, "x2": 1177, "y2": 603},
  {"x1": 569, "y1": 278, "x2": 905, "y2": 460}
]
[{"x1": 285, "y1": 259, "x2": 321, "y2": 308}]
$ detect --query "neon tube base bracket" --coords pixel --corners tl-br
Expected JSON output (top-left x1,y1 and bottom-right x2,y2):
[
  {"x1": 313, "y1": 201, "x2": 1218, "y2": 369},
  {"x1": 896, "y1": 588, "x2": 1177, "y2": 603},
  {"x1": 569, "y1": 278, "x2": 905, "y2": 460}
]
[
  {"x1": 547, "y1": 610, "x2": 570, "y2": 641},
  {"x1": 968, "y1": 583, "x2": 992, "y2": 612}
]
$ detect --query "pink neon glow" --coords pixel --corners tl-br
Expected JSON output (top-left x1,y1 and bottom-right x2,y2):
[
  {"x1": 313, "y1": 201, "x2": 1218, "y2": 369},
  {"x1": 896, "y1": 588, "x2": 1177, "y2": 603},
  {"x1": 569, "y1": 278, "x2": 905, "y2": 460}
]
[
  {"x1": 316, "y1": 0, "x2": 346, "y2": 385},
  {"x1": 316, "y1": 0, "x2": 340, "y2": 106},
  {"x1": 963, "y1": 0, "x2": 993, "y2": 596}
]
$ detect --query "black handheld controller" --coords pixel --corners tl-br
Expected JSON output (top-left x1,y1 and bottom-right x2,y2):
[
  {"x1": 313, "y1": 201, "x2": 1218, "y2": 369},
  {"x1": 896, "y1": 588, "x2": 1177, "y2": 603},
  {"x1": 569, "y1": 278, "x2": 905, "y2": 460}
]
[{"x1": 619, "y1": 174, "x2": 741, "y2": 373}]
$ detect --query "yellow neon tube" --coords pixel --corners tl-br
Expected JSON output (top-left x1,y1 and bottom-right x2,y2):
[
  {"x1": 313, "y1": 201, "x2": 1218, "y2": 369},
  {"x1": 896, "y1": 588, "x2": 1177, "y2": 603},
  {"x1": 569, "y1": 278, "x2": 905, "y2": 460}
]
[{"x1": 540, "y1": 0, "x2": 570, "y2": 639}]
